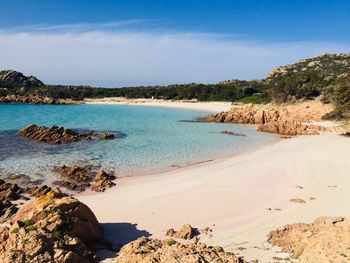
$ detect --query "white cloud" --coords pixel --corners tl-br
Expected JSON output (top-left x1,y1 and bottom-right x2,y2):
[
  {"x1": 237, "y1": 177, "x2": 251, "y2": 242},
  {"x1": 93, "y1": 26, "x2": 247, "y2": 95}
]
[{"x1": 0, "y1": 22, "x2": 348, "y2": 87}]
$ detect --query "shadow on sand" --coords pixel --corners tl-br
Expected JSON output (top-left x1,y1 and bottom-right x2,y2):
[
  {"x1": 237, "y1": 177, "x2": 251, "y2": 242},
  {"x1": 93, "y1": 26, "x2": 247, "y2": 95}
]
[{"x1": 97, "y1": 222, "x2": 151, "y2": 261}]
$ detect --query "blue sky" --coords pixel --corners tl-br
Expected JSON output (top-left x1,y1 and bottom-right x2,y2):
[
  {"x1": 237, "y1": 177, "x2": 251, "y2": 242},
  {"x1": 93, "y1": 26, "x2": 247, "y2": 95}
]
[{"x1": 0, "y1": 0, "x2": 349, "y2": 86}]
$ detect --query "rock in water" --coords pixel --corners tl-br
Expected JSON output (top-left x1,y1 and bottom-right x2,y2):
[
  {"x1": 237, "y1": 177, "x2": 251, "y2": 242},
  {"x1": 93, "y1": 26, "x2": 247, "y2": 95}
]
[
  {"x1": 18, "y1": 124, "x2": 116, "y2": 144},
  {"x1": 221, "y1": 130, "x2": 246, "y2": 136}
]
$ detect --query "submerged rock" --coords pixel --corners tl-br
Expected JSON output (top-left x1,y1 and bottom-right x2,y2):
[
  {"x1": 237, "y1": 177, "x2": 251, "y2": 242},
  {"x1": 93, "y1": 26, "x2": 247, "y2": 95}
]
[
  {"x1": 221, "y1": 130, "x2": 246, "y2": 136},
  {"x1": 18, "y1": 124, "x2": 116, "y2": 144}
]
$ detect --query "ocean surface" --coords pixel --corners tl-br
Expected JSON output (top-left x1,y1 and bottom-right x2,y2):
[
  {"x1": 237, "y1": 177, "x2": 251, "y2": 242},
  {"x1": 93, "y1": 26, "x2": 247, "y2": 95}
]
[{"x1": 0, "y1": 104, "x2": 277, "y2": 184}]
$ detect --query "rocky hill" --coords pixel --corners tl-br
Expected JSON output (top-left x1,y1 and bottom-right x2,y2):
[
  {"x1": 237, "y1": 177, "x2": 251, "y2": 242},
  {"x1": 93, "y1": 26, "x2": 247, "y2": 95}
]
[
  {"x1": 0, "y1": 70, "x2": 44, "y2": 89},
  {"x1": 267, "y1": 53, "x2": 350, "y2": 80},
  {"x1": 265, "y1": 53, "x2": 350, "y2": 119}
]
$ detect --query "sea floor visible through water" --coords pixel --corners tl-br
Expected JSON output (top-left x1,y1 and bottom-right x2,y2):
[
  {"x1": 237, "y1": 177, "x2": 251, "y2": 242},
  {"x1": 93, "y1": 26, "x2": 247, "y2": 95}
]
[{"x1": 0, "y1": 104, "x2": 278, "y2": 185}]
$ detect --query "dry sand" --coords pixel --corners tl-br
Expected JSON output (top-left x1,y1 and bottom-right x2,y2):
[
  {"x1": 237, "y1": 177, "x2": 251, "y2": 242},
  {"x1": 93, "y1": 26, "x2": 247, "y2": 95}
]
[{"x1": 78, "y1": 133, "x2": 350, "y2": 262}]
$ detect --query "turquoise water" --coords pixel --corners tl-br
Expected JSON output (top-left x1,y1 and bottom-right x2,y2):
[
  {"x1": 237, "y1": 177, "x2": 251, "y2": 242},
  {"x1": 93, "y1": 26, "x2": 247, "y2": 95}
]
[{"x1": 0, "y1": 104, "x2": 277, "y2": 184}]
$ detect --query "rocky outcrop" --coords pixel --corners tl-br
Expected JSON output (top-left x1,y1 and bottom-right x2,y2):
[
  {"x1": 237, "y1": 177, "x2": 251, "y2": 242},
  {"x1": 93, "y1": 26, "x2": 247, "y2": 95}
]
[
  {"x1": 18, "y1": 124, "x2": 115, "y2": 144},
  {"x1": 199, "y1": 104, "x2": 326, "y2": 136},
  {"x1": 115, "y1": 236, "x2": 247, "y2": 263},
  {"x1": 0, "y1": 180, "x2": 68, "y2": 223},
  {"x1": 0, "y1": 191, "x2": 106, "y2": 263},
  {"x1": 268, "y1": 216, "x2": 350, "y2": 263},
  {"x1": 0, "y1": 180, "x2": 23, "y2": 222},
  {"x1": 0, "y1": 94, "x2": 78, "y2": 104},
  {"x1": 0, "y1": 179, "x2": 23, "y2": 201},
  {"x1": 165, "y1": 224, "x2": 198, "y2": 240},
  {"x1": 53, "y1": 165, "x2": 116, "y2": 192},
  {"x1": 0, "y1": 71, "x2": 79, "y2": 105},
  {"x1": 91, "y1": 170, "x2": 116, "y2": 192},
  {"x1": 26, "y1": 185, "x2": 57, "y2": 198},
  {"x1": 266, "y1": 53, "x2": 350, "y2": 80}
]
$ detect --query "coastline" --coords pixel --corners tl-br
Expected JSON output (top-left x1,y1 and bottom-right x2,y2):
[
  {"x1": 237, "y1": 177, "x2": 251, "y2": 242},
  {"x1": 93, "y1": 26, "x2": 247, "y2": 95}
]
[
  {"x1": 78, "y1": 132, "x2": 350, "y2": 262},
  {"x1": 84, "y1": 97, "x2": 233, "y2": 113}
]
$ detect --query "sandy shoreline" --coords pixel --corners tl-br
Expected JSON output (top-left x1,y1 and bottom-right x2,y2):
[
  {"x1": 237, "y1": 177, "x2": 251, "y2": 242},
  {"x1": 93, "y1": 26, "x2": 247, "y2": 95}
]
[
  {"x1": 78, "y1": 132, "x2": 350, "y2": 262},
  {"x1": 84, "y1": 97, "x2": 233, "y2": 113},
  {"x1": 78, "y1": 99, "x2": 349, "y2": 261}
]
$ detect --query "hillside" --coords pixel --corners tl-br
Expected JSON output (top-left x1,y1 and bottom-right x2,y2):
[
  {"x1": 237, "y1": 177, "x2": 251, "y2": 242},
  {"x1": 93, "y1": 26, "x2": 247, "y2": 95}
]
[
  {"x1": 1, "y1": 53, "x2": 349, "y2": 119},
  {"x1": 266, "y1": 53, "x2": 350, "y2": 119}
]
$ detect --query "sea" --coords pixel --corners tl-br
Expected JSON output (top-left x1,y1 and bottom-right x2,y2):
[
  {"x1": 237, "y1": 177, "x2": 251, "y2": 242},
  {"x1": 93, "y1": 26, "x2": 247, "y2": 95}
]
[{"x1": 0, "y1": 104, "x2": 277, "y2": 185}]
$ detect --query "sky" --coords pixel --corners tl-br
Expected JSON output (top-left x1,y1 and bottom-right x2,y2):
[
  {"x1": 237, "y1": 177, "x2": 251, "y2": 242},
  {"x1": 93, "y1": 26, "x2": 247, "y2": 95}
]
[{"x1": 0, "y1": 0, "x2": 349, "y2": 87}]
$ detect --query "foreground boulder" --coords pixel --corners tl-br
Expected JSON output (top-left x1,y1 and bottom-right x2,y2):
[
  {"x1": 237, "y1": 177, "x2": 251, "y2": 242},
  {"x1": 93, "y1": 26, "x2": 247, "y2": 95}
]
[
  {"x1": 115, "y1": 237, "x2": 247, "y2": 263},
  {"x1": 19, "y1": 124, "x2": 115, "y2": 144},
  {"x1": 0, "y1": 191, "x2": 105, "y2": 263},
  {"x1": 53, "y1": 165, "x2": 116, "y2": 192},
  {"x1": 199, "y1": 104, "x2": 325, "y2": 136},
  {"x1": 268, "y1": 216, "x2": 350, "y2": 262}
]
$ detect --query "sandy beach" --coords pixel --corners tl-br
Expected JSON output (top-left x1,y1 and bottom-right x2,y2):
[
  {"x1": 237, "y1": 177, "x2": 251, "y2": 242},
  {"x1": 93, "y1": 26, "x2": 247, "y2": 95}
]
[
  {"x1": 78, "y1": 128, "x2": 350, "y2": 262},
  {"x1": 84, "y1": 97, "x2": 233, "y2": 113}
]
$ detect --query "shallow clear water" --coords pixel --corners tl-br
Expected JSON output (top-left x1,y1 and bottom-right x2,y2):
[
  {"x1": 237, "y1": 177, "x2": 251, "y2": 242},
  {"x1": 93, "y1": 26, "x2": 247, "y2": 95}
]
[{"x1": 0, "y1": 104, "x2": 277, "y2": 183}]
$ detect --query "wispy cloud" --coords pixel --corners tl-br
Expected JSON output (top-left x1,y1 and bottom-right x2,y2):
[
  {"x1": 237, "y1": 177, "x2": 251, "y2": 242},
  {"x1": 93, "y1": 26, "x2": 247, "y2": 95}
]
[{"x1": 0, "y1": 21, "x2": 348, "y2": 87}]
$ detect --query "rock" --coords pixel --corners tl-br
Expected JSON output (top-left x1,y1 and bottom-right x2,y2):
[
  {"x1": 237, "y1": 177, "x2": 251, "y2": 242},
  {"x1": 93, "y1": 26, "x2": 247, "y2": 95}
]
[
  {"x1": 91, "y1": 170, "x2": 116, "y2": 192},
  {"x1": 53, "y1": 165, "x2": 116, "y2": 193},
  {"x1": 268, "y1": 216, "x2": 350, "y2": 262},
  {"x1": 0, "y1": 191, "x2": 104, "y2": 263},
  {"x1": 289, "y1": 198, "x2": 306, "y2": 204},
  {"x1": 53, "y1": 180, "x2": 90, "y2": 193},
  {"x1": 0, "y1": 205, "x2": 18, "y2": 223},
  {"x1": 199, "y1": 104, "x2": 326, "y2": 136},
  {"x1": 0, "y1": 179, "x2": 24, "y2": 202},
  {"x1": 221, "y1": 130, "x2": 246, "y2": 136},
  {"x1": 53, "y1": 165, "x2": 94, "y2": 182},
  {"x1": 26, "y1": 185, "x2": 56, "y2": 197},
  {"x1": 0, "y1": 94, "x2": 77, "y2": 105},
  {"x1": 165, "y1": 224, "x2": 197, "y2": 240},
  {"x1": 97, "y1": 132, "x2": 115, "y2": 139},
  {"x1": 115, "y1": 236, "x2": 247, "y2": 263},
  {"x1": 18, "y1": 124, "x2": 116, "y2": 144},
  {"x1": 18, "y1": 124, "x2": 93, "y2": 144},
  {"x1": 200, "y1": 226, "x2": 212, "y2": 235},
  {"x1": 342, "y1": 132, "x2": 350, "y2": 137}
]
